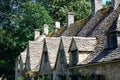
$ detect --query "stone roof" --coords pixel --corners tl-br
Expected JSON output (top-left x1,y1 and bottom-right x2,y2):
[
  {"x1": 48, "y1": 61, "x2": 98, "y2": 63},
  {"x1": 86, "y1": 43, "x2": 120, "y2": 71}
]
[
  {"x1": 78, "y1": 7, "x2": 113, "y2": 37},
  {"x1": 28, "y1": 41, "x2": 43, "y2": 71},
  {"x1": 81, "y1": 5, "x2": 120, "y2": 64},
  {"x1": 98, "y1": 47, "x2": 120, "y2": 62},
  {"x1": 51, "y1": 26, "x2": 66, "y2": 37},
  {"x1": 45, "y1": 37, "x2": 60, "y2": 68},
  {"x1": 61, "y1": 36, "x2": 72, "y2": 64},
  {"x1": 79, "y1": 47, "x2": 120, "y2": 64},
  {"x1": 61, "y1": 17, "x2": 90, "y2": 36},
  {"x1": 20, "y1": 48, "x2": 27, "y2": 64},
  {"x1": 73, "y1": 37, "x2": 97, "y2": 51},
  {"x1": 35, "y1": 34, "x2": 46, "y2": 41}
]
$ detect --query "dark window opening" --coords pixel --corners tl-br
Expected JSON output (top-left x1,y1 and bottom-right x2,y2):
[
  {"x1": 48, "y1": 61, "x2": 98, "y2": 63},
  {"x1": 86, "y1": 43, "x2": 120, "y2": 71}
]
[
  {"x1": 60, "y1": 50, "x2": 65, "y2": 64},
  {"x1": 44, "y1": 51, "x2": 48, "y2": 62},
  {"x1": 70, "y1": 50, "x2": 78, "y2": 66},
  {"x1": 108, "y1": 32, "x2": 117, "y2": 49}
]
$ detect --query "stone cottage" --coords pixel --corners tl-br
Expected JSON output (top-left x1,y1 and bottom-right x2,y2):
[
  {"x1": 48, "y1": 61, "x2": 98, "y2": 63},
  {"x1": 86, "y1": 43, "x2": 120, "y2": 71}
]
[{"x1": 15, "y1": 0, "x2": 120, "y2": 80}]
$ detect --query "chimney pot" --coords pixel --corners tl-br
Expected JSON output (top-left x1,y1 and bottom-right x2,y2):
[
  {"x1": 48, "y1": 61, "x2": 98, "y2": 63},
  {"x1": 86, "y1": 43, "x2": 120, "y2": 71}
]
[
  {"x1": 34, "y1": 29, "x2": 40, "y2": 40},
  {"x1": 67, "y1": 12, "x2": 74, "y2": 28},
  {"x1": 44, "y1": 24, "x2": 49, "y2": 35},
  {"x1": 55, "y1": 21, "x2": 60, "y2": 32},
  {"x1": 94, "y1": 0, "x2": 102, "y2": 12}
]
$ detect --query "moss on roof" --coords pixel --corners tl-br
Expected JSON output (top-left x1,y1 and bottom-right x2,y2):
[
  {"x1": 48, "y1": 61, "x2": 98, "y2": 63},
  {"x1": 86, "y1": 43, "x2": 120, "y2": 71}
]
[
  {"x1": 78, "y1": 6, "x2": 112, "y2": 37},
  {"x1": 62, "y1": 16, "x2": 89, "y2": 36},
  {"x1": 48, "y1": 7, "x2": 110, "y2": 37},
  {"x1": 47, "y1": 32, "x2": 54, "y2": 37},
  {"x1": 100, "y1": 6, "x2": 111, "y2": 15},
  {"x1": 49, "y1": 26, "x2": 66, "y2": 37}
]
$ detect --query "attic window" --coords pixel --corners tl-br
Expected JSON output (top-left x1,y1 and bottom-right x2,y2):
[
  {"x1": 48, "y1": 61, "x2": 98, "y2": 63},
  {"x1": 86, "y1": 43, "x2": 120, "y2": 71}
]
[
  {"x1": 44, "y1": 52, "x2": 48, "y2": 62},
  {"x1": 108, "y1": 32, "x2": 117, "y2": 49},
  {"x1": 70, "y1": 50, "x2": 78, "y2": 66},
  {"x1": 59, "y1": 50, "x2": 65, "y2": 64}
]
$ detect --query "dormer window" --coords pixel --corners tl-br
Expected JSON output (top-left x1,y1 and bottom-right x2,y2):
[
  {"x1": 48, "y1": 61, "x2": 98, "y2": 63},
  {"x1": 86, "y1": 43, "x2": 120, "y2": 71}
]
[
  {"x1": 70, "y1": 50, "x2": 78, "y2": 66},
  {"x1": 108, "y1": 32, "x2": 117, "y2": 49}
]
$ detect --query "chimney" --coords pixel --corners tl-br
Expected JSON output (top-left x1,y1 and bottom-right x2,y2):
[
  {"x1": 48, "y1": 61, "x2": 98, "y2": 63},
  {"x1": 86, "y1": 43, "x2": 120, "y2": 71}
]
[
  {"x1": 34, "y1": 29, "x2": 40, "y2": 40},
  {"x1": 67, "y1": 12, "x2": 74, "y2": 28},
  {"x1": 94, "y1": 0, "x2": 102, "y2": 12},
  {"x1": 43, "y1": 24, "x2": 49, "y2": 35},
  {"x1": 55, "y1": 21, "x2": 60, "y2": 32}
]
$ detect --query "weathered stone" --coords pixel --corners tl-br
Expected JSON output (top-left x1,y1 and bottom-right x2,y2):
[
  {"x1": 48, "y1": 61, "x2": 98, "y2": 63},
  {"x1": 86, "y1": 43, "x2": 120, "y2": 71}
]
[
  {"x1": 34, "y1": 29, "x2": 40, "y2": 40},
  {"x1": 82, "y1": 4, "x2": 120, "y2": 64},
  {"x1": 78, "y1": 7, "x2": 112, "y2": 37},
  {"x1": 68, "y1": 61, "x2": 120, "y2": 80},
  {"x1": 25, "y1": 41, "x2": 43, "y2": 71}
]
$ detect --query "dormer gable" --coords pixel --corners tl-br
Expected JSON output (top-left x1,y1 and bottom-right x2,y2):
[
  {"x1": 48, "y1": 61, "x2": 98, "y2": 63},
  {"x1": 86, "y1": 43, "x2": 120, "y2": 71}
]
[
  {"x1": 39, "y1": 39, "x2": 51, "y2": 74},
  {"x1": 68, "y1": 37, "x2": 97, "y2": 66},
  {"x1": 69, "y1": 38, "x2": 78, "y2": 52},
  {"x1": 55, "y1": 38, "x2": 67, "y2": 69}
]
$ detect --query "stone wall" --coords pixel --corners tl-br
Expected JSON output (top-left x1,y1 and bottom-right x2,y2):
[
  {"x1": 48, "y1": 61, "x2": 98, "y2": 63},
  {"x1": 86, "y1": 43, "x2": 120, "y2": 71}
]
[
  {"x1": 68, "y1": 61, "x2": 120, "y2": 80},
  {"x1": 78, "y1": 52, "x2": 90, "y2": 64}
]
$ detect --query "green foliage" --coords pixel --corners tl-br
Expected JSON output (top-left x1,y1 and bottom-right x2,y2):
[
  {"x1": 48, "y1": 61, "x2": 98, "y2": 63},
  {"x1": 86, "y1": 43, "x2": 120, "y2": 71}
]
[
  {"x1": 0, "y1": 0, "x2": 91, "y2": 79},
  {"x1": 42, "y1": 0, "x2": 91, "y2": 25},
  {"x1": 38, "y1": 76, "x2": 50, "y2": 80},
  {"x1": 18, "y1": 76, "x2": 24, "y2": 80},
  {"x1": 19, "y1": 1, "x2": 54, "y2": 32},
  {"x1": 0, "y1": 1, "x2": 54, "y2": 79}
]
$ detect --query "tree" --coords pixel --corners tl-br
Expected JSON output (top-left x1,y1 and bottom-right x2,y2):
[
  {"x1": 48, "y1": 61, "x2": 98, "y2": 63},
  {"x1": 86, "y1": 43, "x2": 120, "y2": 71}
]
[
  {"x1": 0, "y1": 1, "x2": 54, "y2": 79},
  {"x1": 0, "y1": 0, "x2": 91, "y2": 79},
  {"x1": 41, "y1": 0, "x2": 91, "y2": 25},
  {"x1": 18, "y1": 1, "x2": 54, "y2": 32}
]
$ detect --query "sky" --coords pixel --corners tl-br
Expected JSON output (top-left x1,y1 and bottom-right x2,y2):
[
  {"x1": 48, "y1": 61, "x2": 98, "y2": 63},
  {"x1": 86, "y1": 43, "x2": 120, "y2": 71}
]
[{"x1": 102, "y1": 0, "x2": 111, "y2": 5}]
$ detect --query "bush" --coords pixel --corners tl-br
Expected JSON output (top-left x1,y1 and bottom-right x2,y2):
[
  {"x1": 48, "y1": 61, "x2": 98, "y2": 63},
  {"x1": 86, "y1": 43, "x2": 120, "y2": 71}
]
[{"x1": 18, "y1": 76, "x2": 24, "y2": 80}]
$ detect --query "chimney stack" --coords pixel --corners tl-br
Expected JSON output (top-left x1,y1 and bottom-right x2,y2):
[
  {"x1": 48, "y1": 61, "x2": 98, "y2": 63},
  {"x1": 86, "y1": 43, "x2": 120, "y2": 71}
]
[
  {"x1": 34, "y1": 29, "x2": 40, "y2": 40},
  {"x1": 94, "y1": 0, "x2": 102, "y2": 13},
  {"x1": 43, "y1": 24, "x2": 49, "y2": 35},
  {"x1": 67, "y1": 12, "x2": 74, "y2": 28},
  {"x1": 55, "y1": 21, "x2": 60, "y2": 32}
]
